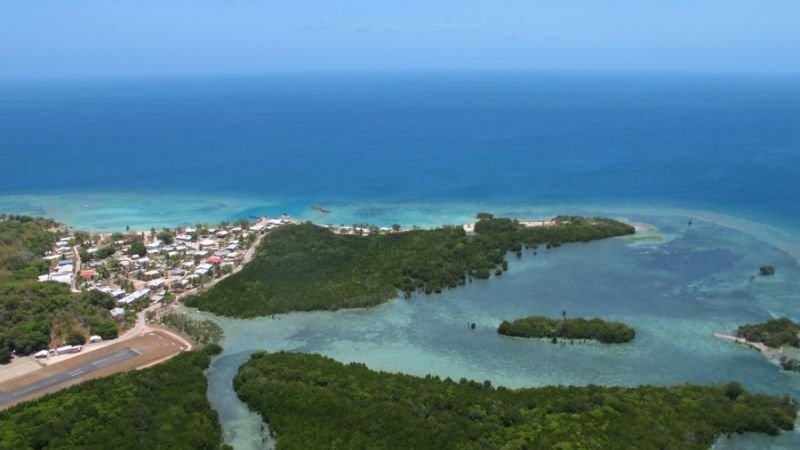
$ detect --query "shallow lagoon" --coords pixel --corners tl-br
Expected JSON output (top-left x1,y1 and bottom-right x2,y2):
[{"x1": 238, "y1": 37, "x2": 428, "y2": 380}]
[
  {"x1": 185, "y1": 212, "x2": 800, "y2": 449},
  {"x1": 3, "y1": 73, "x2": 799, "y2": 448},
  {"x1": 4, "y1": 193, "x2": 799, "y2": 448}
]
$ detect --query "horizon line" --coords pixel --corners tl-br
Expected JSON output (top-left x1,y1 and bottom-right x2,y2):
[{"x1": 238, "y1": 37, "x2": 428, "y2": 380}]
[{"x1": 2, "y1": 68, "x2": 799, "y2": 84}]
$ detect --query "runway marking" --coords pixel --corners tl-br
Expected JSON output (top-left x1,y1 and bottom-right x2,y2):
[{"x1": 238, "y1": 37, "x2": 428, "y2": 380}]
[{"x1": 0, "y1": 347, "x2": 144, "y2": 406}]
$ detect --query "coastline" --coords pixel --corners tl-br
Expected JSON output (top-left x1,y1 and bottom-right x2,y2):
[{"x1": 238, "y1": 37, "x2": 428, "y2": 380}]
[
  {"x1": 171, "y1": 204, "x2": 800, "y2": 450},
  {"x1": 713, "y1": 332, "x2": 785, "y2": 362},
  {"x1": 3, "y1": 193, "x2": 800, "y2": 265}
]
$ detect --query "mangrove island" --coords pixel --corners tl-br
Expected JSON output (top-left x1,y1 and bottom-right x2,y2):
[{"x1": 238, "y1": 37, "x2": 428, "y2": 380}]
[{"x1": 498, "y1": 315, "x2": 636, "y2": 343}]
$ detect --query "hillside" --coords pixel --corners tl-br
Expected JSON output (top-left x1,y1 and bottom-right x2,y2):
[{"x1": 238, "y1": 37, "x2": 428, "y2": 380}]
[
  {"x1": 0, "y1": 281, "x2": 119, "y2": 363},
  {"x1": 0, "y1": 215, "x2": 59, "y2": 281},
  {"x1": 0, "y1": 215, "x2": 118, "y2": 363}
]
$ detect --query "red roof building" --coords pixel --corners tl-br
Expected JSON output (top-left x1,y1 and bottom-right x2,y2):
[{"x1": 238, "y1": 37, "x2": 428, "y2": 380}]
[
  {"x1": 79, "y1": 269, "x2": 97, "y2": 279},
  {"x1": 206, "y1": 256, "x2": 222, "y2": 264}
]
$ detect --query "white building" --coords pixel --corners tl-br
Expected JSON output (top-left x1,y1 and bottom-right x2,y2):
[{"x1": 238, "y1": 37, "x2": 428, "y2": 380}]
[
  {"x1": 110, "y1": 307, "x2": 125, "y2": 319},
  {"x1": 146, "y1": 278, "x2": 166, "y2": 289},
  {"x1": 117, "y1": 288, "x2": 151, "y2": 306}
]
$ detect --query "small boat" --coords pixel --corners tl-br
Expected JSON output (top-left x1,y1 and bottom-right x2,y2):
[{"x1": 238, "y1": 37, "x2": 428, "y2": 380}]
[{"x1": 311, "y1": 205, "x2": 331, "y2": 214}]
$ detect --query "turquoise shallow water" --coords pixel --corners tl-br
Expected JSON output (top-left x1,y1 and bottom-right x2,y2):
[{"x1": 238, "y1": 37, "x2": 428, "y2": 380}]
[
  {"x1": 0, "y1": 192, "x2": 285, "y2": 231},
  {"x1": 180, "y1": 209, "x2": 800, "y2": 449},
  {"x1": 2, "y1": 74, "x2": 798, "y2": 449},
  {"x1": 5, "y1": 192, "x2": 800, "y2": 259},
  {"x1": 3, "y1": 191, "x2": 800, "y2": 448}
]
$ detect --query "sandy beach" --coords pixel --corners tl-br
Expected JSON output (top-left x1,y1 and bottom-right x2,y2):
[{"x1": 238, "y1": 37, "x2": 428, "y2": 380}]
[{"x1": 713, "y1": 332, "x2": 786, "y2": 363}]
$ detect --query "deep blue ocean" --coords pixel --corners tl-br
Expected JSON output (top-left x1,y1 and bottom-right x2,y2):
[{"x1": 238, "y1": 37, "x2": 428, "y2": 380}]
[
  {"x1": 1, "y1": 73, "x2": 799, "y2": 229},
  {"x1": 3, "y1": 73, "x2": 800, "y2": 449}
]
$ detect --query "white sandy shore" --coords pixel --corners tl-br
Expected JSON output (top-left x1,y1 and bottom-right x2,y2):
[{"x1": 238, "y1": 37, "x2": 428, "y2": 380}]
[
  {"x1": 6, "y1": 193, "x2": 800, "y2": 261},
  {"x1": 713, "y1": 332, "x2": 786, "y2": 363},
  {"x1": 631, "y1": 222, "x2": 657, "y2": 233}
]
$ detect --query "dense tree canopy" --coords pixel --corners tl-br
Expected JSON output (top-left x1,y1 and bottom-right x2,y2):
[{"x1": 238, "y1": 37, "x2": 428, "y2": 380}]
[
  {"x1": 498, "y1": 316, "x2": 635, "y2": 343},
  {"x1": 187, "y1": 216, "x2": 634, "y2": 317},
  {"x1": 736, "y1": 317, "x2": 800, "y2": 348},
  {"x1": 0, "y1": 281, "x2": 118, "y2": 362},
  {"x1": 0, "y1": 216, "x2": 119, "y2": 362},
  {"x1": 234, "y1": 352, "x2": 797, "y2": 450},
  {"x1": 0, "y1": 215, "x2": 58, "y2": 281},
  {"x1": 0, "y1": 347, "x2": 226, "y2": 450}
]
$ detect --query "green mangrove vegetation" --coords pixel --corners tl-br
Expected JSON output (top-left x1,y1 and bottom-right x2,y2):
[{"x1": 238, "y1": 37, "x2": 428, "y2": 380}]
[
  {"x1": 234, "y1": 352, "x2": 797, "y2": 450},
  {"x1": 0, "y1": 346, "x2": 226, "y2": 450},
  {"x1": 736, "y1": 317, "x2": 800, "y2": 349},
  {"x1": 160, "y1": 312, "x2": 224, "y2": 345},
  {"x1": 498, "y1": 315, "x2": 636, "y2": 344},
  {"x1": 187, "y1": 216, "x2": 634, "y2": 317}
]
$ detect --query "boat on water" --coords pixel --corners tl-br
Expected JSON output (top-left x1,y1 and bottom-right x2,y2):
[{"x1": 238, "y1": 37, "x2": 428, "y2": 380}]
[{"x1": 311, "y1": 205, "x2": 331, "y2": 214}]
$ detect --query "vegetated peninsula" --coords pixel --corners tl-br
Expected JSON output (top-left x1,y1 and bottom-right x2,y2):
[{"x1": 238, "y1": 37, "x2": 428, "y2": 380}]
[
  {"x1": 732, "y1": 317, "x2": 800, "y2": 372},
  {"x1": 187, "y1": 216, "x2": 635, "y2": 317},
  {"x1": 498, "y1": 315, "x2": 635, "y2": 343},
  {"x1": 234, "y1": 352, "x2": 797, "y2": 450},
  {"x1": 0, "y1": 345, "x2": 227, "y2": 450},
  {"x1": 736, "y1": 317, "x2": 800, "y2": 349}
]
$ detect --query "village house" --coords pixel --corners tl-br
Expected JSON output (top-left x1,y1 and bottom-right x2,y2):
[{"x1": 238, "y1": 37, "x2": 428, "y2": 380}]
[{"x1": 110, "y1": 307, "x2": 125, "y2": 320}]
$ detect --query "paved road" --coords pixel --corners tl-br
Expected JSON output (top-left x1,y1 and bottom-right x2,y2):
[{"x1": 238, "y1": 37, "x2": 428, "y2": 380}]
[{"x1": 0, "y1": 348, "x2": 140, "y2": 406}]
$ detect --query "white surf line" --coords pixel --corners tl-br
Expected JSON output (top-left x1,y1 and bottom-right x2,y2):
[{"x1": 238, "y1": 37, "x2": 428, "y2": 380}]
[
  {"x1": 598, "y1": 204, "x2": 800, "y2": 262},
  {"x1": 491, "y1": 202, "x2": 800, "y2": 262}
]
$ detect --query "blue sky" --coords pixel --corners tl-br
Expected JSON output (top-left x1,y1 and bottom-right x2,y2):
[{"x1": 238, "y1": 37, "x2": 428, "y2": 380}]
[{"x1": 2, "y1": 0, "x2": 799, "y2": 79}]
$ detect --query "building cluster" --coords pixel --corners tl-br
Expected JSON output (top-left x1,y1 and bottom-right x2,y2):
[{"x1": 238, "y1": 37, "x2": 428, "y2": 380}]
[
  {"x1": 324, "y1": 224, "x2": 403, "y2": 236},
  {"x1": 37, "y1": 236, "x2": 78, "y2": 285},
  {"x1": 36, "y1": 216, "x2": 297, "y2": 322}
]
